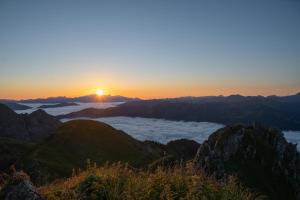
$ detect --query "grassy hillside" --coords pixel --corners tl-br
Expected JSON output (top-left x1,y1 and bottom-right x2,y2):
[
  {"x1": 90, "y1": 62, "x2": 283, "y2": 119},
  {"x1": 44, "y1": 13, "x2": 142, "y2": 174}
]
[
  {"x1": 21, "y1": 120, "x2": 164, "y2": 184},
  {"x1": 0, "y1": 137, "x2": 34, "y2": 171},
  {"x1": 39, "y1": 162, "x2": 257, "y2": 200}
]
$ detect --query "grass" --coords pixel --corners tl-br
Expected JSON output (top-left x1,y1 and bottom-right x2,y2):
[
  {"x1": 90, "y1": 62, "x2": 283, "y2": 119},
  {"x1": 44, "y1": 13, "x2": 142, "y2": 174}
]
[{"x1": 39, "y1": 161, "x2": 260, "y2": 200}]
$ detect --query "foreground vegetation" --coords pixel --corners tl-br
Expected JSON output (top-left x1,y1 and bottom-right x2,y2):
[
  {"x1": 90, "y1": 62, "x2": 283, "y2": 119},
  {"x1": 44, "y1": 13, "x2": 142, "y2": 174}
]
[{"x1": 38, "y1": 161, "x2": 261, "y2": 200}]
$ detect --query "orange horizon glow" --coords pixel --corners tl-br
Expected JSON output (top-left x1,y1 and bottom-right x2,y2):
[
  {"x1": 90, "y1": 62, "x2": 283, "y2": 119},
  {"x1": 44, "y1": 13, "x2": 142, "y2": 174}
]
[{"x1": 1, "y1": 85, "x2": 299, "y2": 100}]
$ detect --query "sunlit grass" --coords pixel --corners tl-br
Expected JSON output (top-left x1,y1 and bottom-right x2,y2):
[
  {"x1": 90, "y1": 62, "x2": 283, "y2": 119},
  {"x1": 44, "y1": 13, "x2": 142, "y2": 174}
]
[{"x1": 39, "y1": 161, "x2": 261, "y2": 200}]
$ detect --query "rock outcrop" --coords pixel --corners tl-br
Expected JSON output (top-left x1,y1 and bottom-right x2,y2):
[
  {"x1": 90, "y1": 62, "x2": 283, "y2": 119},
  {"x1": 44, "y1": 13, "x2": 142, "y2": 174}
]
[
  {"x1": 0, "y1": 171, "x2": 44, "y2": 200},
  {"x1": 194, "y1": 123, "x2": 300, "y2": 200},
  {"x1": 0, "y1": 104, "x2": 61, "y2": 142}
]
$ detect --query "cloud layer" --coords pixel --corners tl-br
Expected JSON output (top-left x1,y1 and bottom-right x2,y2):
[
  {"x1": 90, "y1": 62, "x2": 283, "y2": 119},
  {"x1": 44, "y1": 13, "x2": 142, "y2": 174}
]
[{"x1": 18, "y1": 103, "x2": 300, "y2": 149}]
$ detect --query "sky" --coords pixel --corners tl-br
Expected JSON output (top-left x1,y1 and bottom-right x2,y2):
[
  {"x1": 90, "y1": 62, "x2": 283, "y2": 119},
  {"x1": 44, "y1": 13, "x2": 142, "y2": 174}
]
[{"x1": 0, "y1": 0, "x2": 300, "y2": 99}]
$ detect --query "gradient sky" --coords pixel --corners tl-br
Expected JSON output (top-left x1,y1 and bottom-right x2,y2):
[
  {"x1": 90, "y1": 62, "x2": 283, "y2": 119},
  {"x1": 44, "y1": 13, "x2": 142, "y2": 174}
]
[{"x1": 0, "y1": 0, "x2": 300, "y2": 99}]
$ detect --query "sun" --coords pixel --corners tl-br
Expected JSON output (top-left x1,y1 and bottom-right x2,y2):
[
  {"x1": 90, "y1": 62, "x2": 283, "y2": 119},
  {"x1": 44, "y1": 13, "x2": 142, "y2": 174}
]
[{"x1": 96, "y1": 89, "x2": 104, "y2": 96}]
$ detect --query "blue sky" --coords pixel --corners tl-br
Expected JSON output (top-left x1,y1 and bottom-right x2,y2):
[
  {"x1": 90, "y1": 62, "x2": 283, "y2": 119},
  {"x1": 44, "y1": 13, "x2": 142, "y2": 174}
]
[{"x1": 0, "y1": 0, "x2": 299, "y2": 99}]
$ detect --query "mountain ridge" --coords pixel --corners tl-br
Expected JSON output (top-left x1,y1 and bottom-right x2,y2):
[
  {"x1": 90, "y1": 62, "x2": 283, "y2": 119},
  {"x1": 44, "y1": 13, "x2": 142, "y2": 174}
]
[
  {"x1": 59, "y1": 96, "x2": 300, "y2": 130},
  {"x1": 18, "y1": 94, "x2": 140, "y2": 103},
  {"x1": 2, "y1": 91, "x2": 300, "y2": 104}
]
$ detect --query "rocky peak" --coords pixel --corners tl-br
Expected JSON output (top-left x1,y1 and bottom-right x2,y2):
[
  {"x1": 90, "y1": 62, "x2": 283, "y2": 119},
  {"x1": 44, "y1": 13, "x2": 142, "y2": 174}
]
[
  {"x1": 194, "y1": 123, "x2": 300, "y2": 200},
  {"x1": 0, "y1": 104, "x2": 61, "y2": 142}
]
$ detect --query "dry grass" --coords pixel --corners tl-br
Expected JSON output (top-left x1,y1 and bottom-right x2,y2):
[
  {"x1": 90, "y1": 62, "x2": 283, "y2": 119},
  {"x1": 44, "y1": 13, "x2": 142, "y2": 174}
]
[{"x1": 39, "y1": 161, "x2": 261, "y2": 200}]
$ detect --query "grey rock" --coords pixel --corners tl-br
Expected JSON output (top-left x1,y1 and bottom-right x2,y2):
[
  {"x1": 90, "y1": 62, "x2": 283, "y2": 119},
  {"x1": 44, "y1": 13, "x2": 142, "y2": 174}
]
[{"x1": 1, "y1": 171, "x2": 44, "y2": 200}]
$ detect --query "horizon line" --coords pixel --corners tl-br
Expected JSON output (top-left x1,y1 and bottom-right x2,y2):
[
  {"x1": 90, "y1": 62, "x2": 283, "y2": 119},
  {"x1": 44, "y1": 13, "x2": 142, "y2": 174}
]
[{"x1": 1, "y1": 91, "x2": 300, "y2": 101}]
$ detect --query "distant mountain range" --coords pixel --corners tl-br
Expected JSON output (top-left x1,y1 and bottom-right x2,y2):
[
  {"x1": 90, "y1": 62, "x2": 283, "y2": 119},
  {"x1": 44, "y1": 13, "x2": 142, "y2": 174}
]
[
  {"x1": 2, "y1": 92, "x2": 300, "y2": 130},
  {"x1": 18, "y1": 94, "x2": 141, "y2": 103},
  {"x1": 1, "y1": 92, "x2": 300, "y2": 109},
  {"x1": 0, "y1": 94, "x2": 140, "y2": 110},
  {"x1": 158, "y1": 92, "x2": 300, "y2": 103},
  {"x1": 60, "y1": 92, "x2": 300, "y2": 130}
]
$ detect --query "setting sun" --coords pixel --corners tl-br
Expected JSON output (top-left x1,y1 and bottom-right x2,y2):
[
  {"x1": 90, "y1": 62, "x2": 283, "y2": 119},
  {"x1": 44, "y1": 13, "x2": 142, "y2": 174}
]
[{"x1": 96, "y1": 89, "x2": 104, "y2": 96}]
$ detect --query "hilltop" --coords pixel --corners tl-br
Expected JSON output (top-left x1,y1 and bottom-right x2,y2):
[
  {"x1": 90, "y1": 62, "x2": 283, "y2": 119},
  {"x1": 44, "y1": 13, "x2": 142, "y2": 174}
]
[{"x1": 20, "y1": 120, "x2": 163, "y2": 184}]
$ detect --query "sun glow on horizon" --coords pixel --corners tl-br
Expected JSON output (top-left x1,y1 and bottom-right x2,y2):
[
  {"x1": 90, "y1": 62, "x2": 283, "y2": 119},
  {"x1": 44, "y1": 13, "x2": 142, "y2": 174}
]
[{"x1": 96, "y1": 89, "x2": 104, "y2": 96}]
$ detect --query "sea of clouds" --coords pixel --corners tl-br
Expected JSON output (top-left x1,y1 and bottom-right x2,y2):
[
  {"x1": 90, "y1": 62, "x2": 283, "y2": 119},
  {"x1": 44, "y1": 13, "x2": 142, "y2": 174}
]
[
  {"x1": 17, "y1": 103, "x2": 300, "y2": 149},
  {"x1": 62, "y1": 117, "x2": 225, "y2": 144}
]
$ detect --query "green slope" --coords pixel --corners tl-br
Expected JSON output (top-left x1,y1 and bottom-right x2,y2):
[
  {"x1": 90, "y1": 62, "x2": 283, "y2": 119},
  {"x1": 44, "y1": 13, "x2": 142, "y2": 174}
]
[{"x1": 21, "y1": 120, "x2": 163, "y2": 184}]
